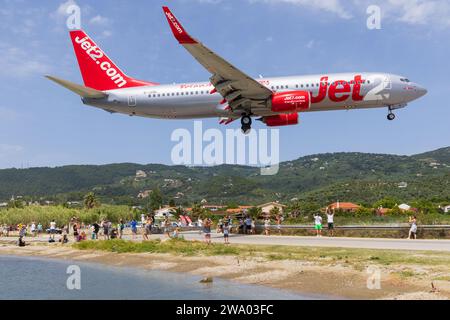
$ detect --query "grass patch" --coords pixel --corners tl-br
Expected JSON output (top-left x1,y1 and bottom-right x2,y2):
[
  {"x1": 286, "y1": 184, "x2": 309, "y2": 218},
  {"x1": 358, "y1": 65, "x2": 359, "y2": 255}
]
[
  {"x1": 73, "y1": 239, "x2": 450, "y2": 269},
  {"x1": 433, "y1": 276, "x2": 450, "y2": 281},
  {"x1": 74, "y1": 238, "x2": 240, "y2": 256}
]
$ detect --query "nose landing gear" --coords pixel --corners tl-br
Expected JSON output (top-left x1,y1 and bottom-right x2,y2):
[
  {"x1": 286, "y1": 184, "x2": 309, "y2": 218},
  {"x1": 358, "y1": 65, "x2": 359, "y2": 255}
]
[
  {"x1": 387, "y1": 106, "x2": 396, "y2": 121},
  {"x1": 241, "y1": 115, "x2": 252, "y2": 135},
  {"x1": 387, "y1": 112, "x2": 396, "y2": 121}
]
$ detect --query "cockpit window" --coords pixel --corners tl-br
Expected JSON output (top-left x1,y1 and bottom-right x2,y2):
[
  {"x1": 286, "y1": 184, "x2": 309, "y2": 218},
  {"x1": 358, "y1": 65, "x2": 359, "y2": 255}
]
[{"x1": 400, "y1": 78, "x2": 411, "y2": 83}]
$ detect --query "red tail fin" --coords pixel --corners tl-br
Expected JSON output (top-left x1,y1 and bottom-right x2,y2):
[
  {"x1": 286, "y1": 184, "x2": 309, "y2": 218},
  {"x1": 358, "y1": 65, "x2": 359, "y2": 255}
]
[{"x1": 69, "y1": 30, "x2": 158, "y2": 91}]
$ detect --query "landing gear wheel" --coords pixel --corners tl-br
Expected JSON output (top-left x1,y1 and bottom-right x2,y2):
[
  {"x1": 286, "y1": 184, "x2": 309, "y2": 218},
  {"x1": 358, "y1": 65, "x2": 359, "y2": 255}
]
[
  {"x1": 387, "y1": 113, "x2": 396, "y2": 121},
  {"x1": 241, "y1": 115, "x2": 252, "y2": 134},
  {"x1": 241, "y1": 115, "x2": 252, "y2": 126}
]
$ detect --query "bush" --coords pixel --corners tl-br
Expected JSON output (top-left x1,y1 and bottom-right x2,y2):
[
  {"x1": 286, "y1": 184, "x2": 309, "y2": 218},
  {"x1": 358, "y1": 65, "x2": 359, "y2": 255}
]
[{"x1": 0, "y1": 205, "x2": 132, "y2": 226}]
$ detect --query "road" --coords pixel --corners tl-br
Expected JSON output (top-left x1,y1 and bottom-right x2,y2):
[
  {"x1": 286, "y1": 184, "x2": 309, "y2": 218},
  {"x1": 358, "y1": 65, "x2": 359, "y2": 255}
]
[
  {"x1": 1, "y1": 231, "x2": 449, "y2": 252},
  {"x1": 177, "y1": 231, "x2": 450, "y2": 252}
]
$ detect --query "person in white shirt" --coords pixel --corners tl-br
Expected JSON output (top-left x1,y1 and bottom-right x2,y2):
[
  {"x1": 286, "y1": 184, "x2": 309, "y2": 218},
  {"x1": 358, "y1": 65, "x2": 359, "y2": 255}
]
[
  {"x1": 326, "y1": 209, "x2": 335, "y2": 237},
  {"x1": 314, "y1": 214, "x2": 323, "y2": 237},
  {"x1": 49, "y1": 220, "x2": 57, "y2": 241},
  {"x1": 30, "y1": 222, "x2": 36, "y2": 237}
]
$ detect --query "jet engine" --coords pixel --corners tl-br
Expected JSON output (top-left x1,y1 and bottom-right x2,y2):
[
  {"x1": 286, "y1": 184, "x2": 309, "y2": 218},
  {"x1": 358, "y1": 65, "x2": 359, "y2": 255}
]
[
  {"x1": 270, "y1": 91, "x2": 311, "y2": 113},
  {"x1": 262, "y1": 113, "x2": 299, "y2": 127}
]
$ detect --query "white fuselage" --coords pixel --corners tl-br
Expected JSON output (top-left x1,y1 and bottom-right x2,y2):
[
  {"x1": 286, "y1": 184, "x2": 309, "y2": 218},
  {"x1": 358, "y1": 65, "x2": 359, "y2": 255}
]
[{"x1": 83, "y1": 72, "x2": 427, "y2": 119}]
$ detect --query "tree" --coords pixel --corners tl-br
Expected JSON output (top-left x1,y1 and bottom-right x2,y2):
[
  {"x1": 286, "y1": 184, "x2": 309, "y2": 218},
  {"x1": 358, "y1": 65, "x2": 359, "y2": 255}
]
[
  {"x1": 269, "y1": 206, "x2": 280, "y2": 218},
  {"x1": 170, "y1": 206, "x2": 184, "y2": 219},
  {"x1": 288, "y1": 200, "x2": 321, "y2": 217},
  {"x1": 83, "y1": 192, "x2": 99, "y2": 209},
  {"x1": 7, "y1": 199, "x2": 24, "y2": 209},
  {"x1": 148, "y1": 188, "x2": 163, "y2": 210},
  {"x1": 373, "y1": 197, "x2": 400, "y2": 209},
  {"x1": 191, "y1": 203, "x2": 205, "y2": 219},
  {"x1": 248, "y1": 206, "x2": 262, "y2": 220}
]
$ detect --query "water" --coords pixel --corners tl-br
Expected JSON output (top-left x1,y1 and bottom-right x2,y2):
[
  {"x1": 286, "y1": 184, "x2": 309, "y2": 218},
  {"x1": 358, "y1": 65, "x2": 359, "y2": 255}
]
[{"x1": 0, "y1": 255, "x2": 326, "y2": 300}]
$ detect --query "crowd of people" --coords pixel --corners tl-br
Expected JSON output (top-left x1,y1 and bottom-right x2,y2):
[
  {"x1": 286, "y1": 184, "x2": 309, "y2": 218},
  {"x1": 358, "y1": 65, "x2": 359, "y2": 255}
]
[{"x1": 1, "y1": 210, "x2": 421, "y2": 246}]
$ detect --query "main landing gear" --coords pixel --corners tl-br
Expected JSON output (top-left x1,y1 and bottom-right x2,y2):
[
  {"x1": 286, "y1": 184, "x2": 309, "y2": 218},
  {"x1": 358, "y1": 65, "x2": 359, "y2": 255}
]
[
  {"x1": 241, "y1": 115, "x2": 252, "y2": 135},
  {"x1": 387, "y1": 106, "x2": 396, "y2": 121}
]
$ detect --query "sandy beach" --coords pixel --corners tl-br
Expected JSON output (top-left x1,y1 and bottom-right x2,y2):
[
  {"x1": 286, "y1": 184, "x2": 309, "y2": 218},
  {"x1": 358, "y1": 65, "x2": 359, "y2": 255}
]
[{"x1": 1, "y1": 237, "x2": 449, "y2": 300}]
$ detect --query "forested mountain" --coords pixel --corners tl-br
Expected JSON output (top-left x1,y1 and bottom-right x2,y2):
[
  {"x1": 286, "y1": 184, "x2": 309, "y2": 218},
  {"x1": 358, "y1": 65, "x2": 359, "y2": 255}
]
[{"x1": 0, "y1": 147, "x2": 448, "y2": 206}]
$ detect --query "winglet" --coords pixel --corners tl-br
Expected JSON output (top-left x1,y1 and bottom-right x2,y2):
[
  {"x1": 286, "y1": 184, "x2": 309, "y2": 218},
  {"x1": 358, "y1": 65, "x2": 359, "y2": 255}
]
[{"x1": 162, "y1": 6, "x2": 197, "y2": 44}]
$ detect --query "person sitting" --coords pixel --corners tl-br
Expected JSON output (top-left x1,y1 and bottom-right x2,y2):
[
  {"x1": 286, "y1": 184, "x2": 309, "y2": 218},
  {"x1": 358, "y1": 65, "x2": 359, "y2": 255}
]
[
  {"x1": 171, "y1": 227, "x2": 180, "y2": 239},
  {"x1": 18, "y1": 236, "x2": 26, "y2": 247},
  {"x1": 110, "y1": 228, "x2": 118, "y2": 239}
]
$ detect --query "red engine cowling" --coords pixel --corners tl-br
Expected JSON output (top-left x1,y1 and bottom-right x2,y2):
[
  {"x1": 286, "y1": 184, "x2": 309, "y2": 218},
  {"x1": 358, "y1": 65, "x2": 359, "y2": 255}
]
[
  {"x1": 263, "y1": 113, "x2": 299, "y2": 127},
  {"x1": 271, "y1": 91, "x2": 311, "y2": 113}
]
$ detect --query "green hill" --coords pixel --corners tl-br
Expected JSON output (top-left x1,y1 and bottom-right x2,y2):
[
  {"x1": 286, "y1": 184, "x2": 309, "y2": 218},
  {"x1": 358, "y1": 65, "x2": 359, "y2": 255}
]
[{"x1": 0, "y1": 147, "x2": 448, "y2": 206}]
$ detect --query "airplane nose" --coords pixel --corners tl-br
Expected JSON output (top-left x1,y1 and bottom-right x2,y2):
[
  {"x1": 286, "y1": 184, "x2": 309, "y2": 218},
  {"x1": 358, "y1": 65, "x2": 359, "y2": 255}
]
[{"x1": 415, "y1": 84, "x2": 427, "y2": 97}]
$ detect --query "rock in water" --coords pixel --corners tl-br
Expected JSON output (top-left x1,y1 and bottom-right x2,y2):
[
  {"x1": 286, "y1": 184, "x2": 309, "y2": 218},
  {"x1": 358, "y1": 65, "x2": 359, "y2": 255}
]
[{"x1": 200, "y1": 277, "x2": 213, "y2": 283}]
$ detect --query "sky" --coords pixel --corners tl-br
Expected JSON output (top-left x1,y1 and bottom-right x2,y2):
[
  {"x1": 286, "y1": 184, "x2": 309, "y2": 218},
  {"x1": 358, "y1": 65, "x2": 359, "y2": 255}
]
[{"x1": 0, "y1": 0, "x2": 449, "y2": 169}]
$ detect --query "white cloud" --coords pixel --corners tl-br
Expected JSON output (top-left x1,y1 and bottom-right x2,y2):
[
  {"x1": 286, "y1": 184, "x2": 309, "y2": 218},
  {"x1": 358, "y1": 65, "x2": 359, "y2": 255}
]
[
  {"x1": 0, "y1": 43, "x2": 51, "y2": 78},
  {"x1": 384, "y1": 0, "x2": 450, "y2": 27},
  {"x1": 250, "y1": 0, "x2": 352, "y2": 19},
  {"x1": 89, "y1": 15, "x2": 110, "y2": 26},
  {"x1": 201, "y1": 0, "x2": 450, "y2": 28},
  {"x1": 305, "y1": 40, "x2": 315, "y2": 49}
]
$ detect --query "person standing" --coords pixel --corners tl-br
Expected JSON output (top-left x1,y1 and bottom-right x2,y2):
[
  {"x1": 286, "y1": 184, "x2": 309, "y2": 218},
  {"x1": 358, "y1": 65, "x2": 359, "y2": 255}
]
[
  {"x1": 245, "y1": 217, "x2": 252, "y2": 235},
  {"x1": 264, "y1": 218, "x2": 270, "y2": 236},
  {"x1": 73, "y1": 223, "x2": 79, "y2": 240},
  {"x1": 92, "y1": 222, "x2": 100, "y2": 240},
  {"x1": 130, "y1": 219, "x2": 138, "y2": 239},
  {"x1": 49, "y1": 220, "x2": 57, "y2": 241},
  {"x1": 143, "y1": 217, "x2": 152, "y2": 240},
  {"x1": 223, "y1": 223, "x2": 230, "y2": 244},
  {"x1": 217, "y1": 219, "x2": 223, "y2": 234},
  {"x1": 326, "y1": 209, "x2": 335, "y2": 237},
  {"x1": 30, "y1": 222, "x2": 36, "y2": 237},
  {"x1": 118, "y1": 219, "x2": 125, "y2": 239},
  {"x1": 102, "y1": 220, "x2": 110, "y2": 240},
  {"x1": 203, "y1": 217, "x2": 212, "y2": 245},
  {"x1": 163, "y1": 216, "x2": 171, "y2": 238},
  {"x1": 37, "y1": 222, "x2": 43, "y2": 236},
  {"x1": 251, "y1": 219, "x2": 256, "y2": 235},
  {"x1": 314, "y1": 214, "x2": 323, "y2": 237},
  {"x1": 238, "y1": 219, "x2": 244, "y2": 234},
  {"x1": 276, "y1": 215, "x2": 282, "y2": 235},
  {"x1": 408, "y1": 216, "x2": 418, "y2": 239}
]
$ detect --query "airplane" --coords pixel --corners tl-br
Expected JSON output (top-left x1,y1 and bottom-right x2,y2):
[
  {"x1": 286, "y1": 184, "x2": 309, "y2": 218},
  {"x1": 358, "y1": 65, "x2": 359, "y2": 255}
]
[{"x1": 47, "y1": 6, "x2": 427, "y2": 134}]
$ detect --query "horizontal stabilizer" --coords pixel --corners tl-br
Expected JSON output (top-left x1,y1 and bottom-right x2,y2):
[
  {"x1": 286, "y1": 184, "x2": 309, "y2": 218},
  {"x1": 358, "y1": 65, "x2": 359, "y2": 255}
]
[{"x1": 45, "y1": 75, "x2": 107, "y2": 99}]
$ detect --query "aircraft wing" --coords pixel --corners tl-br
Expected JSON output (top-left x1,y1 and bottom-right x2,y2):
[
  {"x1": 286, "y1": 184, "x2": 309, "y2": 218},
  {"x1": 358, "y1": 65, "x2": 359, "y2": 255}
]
[{"x1": 162, "y1": 6, "x2": 273, "y2": 114}]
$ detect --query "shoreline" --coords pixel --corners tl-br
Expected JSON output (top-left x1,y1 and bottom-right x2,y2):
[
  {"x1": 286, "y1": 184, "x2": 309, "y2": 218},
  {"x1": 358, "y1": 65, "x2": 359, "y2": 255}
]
[{"x1": 1, "y1": 240, "x2": 449, "y2": 300}]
